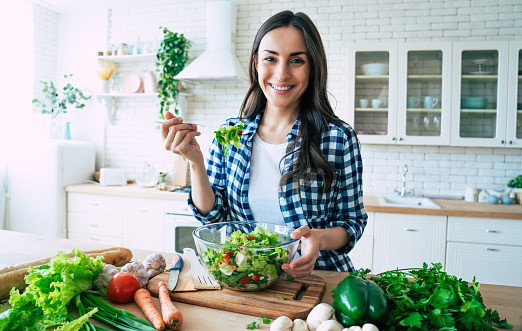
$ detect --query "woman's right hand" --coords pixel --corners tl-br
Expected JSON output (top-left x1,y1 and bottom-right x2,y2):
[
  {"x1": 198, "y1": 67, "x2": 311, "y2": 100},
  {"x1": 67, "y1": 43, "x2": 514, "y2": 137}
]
[{"x1": 161, "y1": 111, "x2": 203, "y2": 162}]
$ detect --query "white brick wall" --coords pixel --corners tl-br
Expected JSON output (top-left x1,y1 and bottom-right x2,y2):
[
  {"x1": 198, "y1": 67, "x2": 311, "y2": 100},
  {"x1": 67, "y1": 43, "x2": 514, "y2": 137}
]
[
  {"x1": 32, "y1": 4, "x2": 59, "y2": 110},
  {"x1": 36, "y1": 0, "x2": 522, "y2": 196}
]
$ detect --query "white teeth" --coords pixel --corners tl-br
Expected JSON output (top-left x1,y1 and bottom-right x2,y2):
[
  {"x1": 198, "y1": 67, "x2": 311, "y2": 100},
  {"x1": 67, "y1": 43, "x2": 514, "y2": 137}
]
[{"x1": 271, "y1": 84, "x2": 292, "y2": 91}]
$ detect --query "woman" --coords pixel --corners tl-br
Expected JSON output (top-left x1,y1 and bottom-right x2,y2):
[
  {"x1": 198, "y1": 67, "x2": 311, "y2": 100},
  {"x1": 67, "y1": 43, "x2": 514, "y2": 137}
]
[{"x1": 162, "y1": 11, "x2": 367, "y2": 277}]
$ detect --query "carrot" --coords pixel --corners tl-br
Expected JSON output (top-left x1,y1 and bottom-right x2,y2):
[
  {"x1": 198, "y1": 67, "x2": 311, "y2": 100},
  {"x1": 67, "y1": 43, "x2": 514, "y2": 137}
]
[
  {"x1": 134, "y1": 288, "x2": 165, "y2": 331},
  {"x1": 158, "y1": 281, "x2": 184, "y2": 330}
]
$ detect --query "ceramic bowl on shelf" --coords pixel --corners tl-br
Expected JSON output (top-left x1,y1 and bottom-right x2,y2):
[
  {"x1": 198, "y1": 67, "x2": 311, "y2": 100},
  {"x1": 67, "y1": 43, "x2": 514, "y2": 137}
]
[
  {"x1": 361, "y1": 63, "x2": 389, "y2": 76},
  {"x1": 192, "y1": 222, "x2": 299, "y2": 292},
  {"x1": 461, "y1": 97, "x2": 488, "y2": 109}
]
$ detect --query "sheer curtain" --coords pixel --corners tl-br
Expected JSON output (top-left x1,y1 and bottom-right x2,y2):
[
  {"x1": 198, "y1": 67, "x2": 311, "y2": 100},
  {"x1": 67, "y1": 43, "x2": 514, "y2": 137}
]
[{"x1": 0, "y1": 0, "x2": 34, "y2": 229}]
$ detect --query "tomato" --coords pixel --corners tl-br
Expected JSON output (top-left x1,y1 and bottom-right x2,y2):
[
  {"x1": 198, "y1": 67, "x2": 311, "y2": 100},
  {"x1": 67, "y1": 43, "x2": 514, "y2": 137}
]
[
  {"x1": 252, "y1": 274, "x2": 260, "y2": 282},
  {"x1": 222, "y1": 258, "x2": 231, "y2": 265},
  {"x1": 223, "y1": 252, "x2": 234, "y2": 257},
  {"x1": 247, "y1": 235, "x2": 255, "y2": 240},
  {"x1": 239, "y1": 275, "x2": 250, "y2": 284},
  {"x1": 107, "y1": 272, "x2": 141, "y2": 303}
]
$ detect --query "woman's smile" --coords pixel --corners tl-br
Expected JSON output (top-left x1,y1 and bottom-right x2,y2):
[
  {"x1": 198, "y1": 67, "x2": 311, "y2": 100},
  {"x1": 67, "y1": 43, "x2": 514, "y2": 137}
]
[{"x1": 269, "y1": 83, "x2": 295, "y2": 93}]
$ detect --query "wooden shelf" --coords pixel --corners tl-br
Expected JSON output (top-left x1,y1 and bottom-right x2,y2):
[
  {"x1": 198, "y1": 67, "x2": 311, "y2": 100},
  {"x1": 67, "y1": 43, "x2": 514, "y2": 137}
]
[
  {"x1": 461, "y1": 74, "x2": 498, "y2": 80},
  {"x1": 406, "y1": 108, "x2": 442, "y2": 113},
  {"x1": 355, "y1": 107, "x2": 388, "y2": 112},
  {"x1": 407, "y1": 75, "x2": 443, "y2": 80},
  {"x1": 97, "y1": 53, "x2": 157, "y2": 63},
  {"x1": 460, "y1": 108, "x2": 497, "y2": 113},
  {"x1": 355, "y1": 75, "x2": 389, "y2": 82}
]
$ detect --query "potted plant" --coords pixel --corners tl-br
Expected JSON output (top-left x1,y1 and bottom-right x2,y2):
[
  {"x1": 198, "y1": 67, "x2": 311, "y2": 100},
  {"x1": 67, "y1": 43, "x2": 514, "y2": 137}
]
[
  {"x1": 32, "y1": 74, "x2": 91, "y2": 138},
  {"x1": 507, "y1": 174, "x2": 522, "y2": 204},
  {"x1": 156, "y1": 26, "x2": 190, "y2": 119}
]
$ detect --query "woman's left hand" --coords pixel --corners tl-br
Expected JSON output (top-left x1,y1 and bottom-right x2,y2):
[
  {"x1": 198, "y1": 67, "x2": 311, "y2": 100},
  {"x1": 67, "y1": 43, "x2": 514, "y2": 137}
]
[{"x1": 282, "y1": 225, "x2": 320, "y2": 278}]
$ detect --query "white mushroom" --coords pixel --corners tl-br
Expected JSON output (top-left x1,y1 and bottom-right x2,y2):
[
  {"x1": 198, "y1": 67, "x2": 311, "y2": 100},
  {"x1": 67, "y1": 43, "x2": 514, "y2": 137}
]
[
  {"x1": 292, "y1": 318, "x2": 309, "y2": 331},
  {"x1": 361, "y1": 324, "x2": 379, "y2": 331},
  {"x1": 316, "y1": 320, "x2": 343, "y2": 331},
  {"x1": 306, "y1": 303, "x2": 336, "y2": 331},
  {"x1": 270, "y1": 316, "x2": 293, "y2": 331}
]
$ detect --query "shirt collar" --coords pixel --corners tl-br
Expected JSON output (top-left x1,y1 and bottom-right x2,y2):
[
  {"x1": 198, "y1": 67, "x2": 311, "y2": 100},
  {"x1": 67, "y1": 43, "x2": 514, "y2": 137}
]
[{"x1": 241, "y1": 109, "x2": 301, "y2": 142}]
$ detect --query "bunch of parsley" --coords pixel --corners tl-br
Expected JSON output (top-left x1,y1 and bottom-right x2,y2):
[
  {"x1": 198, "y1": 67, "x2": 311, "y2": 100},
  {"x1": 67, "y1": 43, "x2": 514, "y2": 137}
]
[{"x1": 351, "y1": 263, "x2": 512, "y2": 331}]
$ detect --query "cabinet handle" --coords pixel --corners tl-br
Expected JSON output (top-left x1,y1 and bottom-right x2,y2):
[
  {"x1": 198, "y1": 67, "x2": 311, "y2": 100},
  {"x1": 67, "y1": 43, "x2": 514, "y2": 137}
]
[
  {"x1": 509, "y1": 141, "x2": 513, "y2": 145},
  {"x1": 392, "y1": 137, "x2": 396, "y2": 141},
  {"x1": 403, "y1": 228, "x2": 417, "y2": 231},
  {"x1": 485, "y1": 247, "x2": 499, "y2": 251},
  {"x1": 485, "y1": 229, "x2": 500, "y2": 233},
  {"x1": 501, "y1": 140, "x2": 505, "y2": 144},
  {"x1": 399, "y1": 137, "x2": 403, "y2": 141},
  {"x1": 89, "y1": 224, "x2": 99, "y2": 227},
  {"x1": 89, "y1": 202, "x2": 99, "y2": 206},
  {"x1": 89, "y1": 237, "x2": 99, "y2": 241}
]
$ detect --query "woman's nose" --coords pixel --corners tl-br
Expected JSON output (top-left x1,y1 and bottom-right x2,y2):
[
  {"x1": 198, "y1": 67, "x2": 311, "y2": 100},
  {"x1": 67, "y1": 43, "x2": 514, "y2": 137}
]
[{"x1": 275, "y1": 62, "x2": 291, "y2": 80}]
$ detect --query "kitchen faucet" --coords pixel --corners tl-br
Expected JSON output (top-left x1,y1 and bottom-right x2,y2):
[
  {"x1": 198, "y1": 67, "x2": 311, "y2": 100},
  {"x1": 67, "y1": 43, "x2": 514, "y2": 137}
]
[{"x1": 394, "y1": 164, "x2": 414, "y2": 197}]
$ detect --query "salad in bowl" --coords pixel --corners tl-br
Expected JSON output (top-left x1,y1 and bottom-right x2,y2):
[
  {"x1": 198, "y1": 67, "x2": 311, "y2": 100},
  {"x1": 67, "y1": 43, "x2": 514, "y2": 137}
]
[{"x1": 192, "y1": 222, "x2": 300, "y2": 291}]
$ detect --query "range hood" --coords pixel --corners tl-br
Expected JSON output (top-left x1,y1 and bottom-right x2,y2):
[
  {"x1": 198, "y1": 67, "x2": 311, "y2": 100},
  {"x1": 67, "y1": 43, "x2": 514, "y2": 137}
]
[{"x1": 174, "y1": 1, "x2": 248, "y2": 83}]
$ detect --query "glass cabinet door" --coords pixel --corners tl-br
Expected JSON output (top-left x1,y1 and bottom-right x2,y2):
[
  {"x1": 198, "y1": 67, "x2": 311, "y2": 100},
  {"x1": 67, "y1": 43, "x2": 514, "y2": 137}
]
[
  {"x1": 346, "y1": 43, "x2": 398, "y2": 144},
  {"x1": 507, "y1": 41, "x2": 522, "y2": 147},
  {"x1": 451, "y1": 42, "x2": 509, "y2": 147},
  {"x1": 397, "y1": 43, "x2": 452, "y2": 145}
]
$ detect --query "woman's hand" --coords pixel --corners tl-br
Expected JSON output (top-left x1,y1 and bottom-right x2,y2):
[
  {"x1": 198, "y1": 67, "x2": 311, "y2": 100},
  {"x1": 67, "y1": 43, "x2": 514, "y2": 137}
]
[
  {"x1": 161, "y1": 111, "x2": 202, "y2": 162},
  {"x1": 282, "y1": 225, "x2": 320, "y2": 278}
]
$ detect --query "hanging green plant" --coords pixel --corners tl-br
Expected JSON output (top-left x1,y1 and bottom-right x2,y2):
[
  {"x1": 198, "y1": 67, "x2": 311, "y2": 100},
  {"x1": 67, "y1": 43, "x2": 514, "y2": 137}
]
[
  {"x1": 32, "y1": 74, "x2": 91, "y2": 119},
  {"x1": 156, "y1": 26, "x2": 191, "y2": 119}
]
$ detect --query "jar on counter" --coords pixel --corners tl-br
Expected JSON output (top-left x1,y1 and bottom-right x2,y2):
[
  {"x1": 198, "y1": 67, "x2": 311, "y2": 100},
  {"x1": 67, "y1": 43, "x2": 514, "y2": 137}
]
[{"x1": 115, "y1": 43, "x2": 129, "y2": 55}]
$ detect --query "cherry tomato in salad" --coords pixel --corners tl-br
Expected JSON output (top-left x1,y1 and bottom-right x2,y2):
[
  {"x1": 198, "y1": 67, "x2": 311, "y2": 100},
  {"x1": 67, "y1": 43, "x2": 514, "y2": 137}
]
[
  {"x1": 247, "y1": 235, "x2": 255, "y2": 240},
  {"x1": 252, "y1": 274, "x2": 260, "y2": 282},
  {"x1": 239, "y1": 275, "x2": 250, "y2": 284},
  {"x1": 222, "y1": 258, "x2": 231, "y2": 265},
  {"x1": 223, "y1": 252, "x2": 234, "y2": 257},
  {"x1": 107, "y1": 272, "x2": 141, "y2": 303}
]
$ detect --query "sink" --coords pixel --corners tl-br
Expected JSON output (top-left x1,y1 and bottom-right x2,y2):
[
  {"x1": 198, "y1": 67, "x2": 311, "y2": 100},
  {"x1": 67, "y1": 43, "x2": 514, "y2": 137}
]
[{"x1": 378, "y1": 196, "x2": 441, "y2": 209}]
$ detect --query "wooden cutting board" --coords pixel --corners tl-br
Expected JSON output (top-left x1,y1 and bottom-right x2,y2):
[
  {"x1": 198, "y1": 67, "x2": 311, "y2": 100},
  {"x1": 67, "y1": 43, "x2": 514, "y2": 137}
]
[{"x1": 147, "y1": 272, "x2": 326, "y2": 320}]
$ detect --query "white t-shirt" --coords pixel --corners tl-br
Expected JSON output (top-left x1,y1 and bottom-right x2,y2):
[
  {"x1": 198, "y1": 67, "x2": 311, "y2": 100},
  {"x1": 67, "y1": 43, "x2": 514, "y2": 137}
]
[{"x1": 248, "y1": 133, "x2": 287, "y2": 226}]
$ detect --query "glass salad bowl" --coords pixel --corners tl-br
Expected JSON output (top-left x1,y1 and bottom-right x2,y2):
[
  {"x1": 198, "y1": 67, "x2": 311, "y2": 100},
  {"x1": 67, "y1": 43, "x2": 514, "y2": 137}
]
[{"x1": 192, "y1": 222, "x2": 300, "y2": 292}]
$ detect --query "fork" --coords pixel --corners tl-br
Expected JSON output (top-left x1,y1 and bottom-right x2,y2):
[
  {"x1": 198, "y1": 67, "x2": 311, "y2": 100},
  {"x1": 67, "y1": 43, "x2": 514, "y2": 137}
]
[{"x1": 183, "y1": 248, "x2": 221, "y2": 290}]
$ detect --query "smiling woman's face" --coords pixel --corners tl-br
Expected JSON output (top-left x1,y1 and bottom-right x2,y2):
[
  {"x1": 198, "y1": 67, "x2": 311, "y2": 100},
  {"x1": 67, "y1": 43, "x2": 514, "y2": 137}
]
[{"x1": 255, "y1": 26, "x2": 311, "y2": 113}]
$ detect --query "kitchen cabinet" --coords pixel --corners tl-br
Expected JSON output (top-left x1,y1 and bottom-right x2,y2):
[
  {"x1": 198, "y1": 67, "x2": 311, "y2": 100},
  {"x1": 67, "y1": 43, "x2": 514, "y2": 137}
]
[
  {"x1": 349, "y1": 212, "x2": 374, "y2": 270},
  {"x1": 450, "y1": 42, "x2": 509, "y2": 147},
  {"x1": 372, "y1": 213, "x2": 447, "y2": 274},
  {"x1": 67, "y1": 193, "x2": 123, "y2": 246},
  {"x1": 122, "y1": 197, "x2": 164, "y2": 251},
  {"x1": 507, "y1": 41, "x2": 522, "y2": 148},
  {"x1": 93, "y1": 54, "x2": 190, "y2": 124},
  {"x1": 347, "y1": 42, "x2": 452, "y2": 145},
  {"x1": 446, "y1": 216, "x2": 522, "y2": 287}
]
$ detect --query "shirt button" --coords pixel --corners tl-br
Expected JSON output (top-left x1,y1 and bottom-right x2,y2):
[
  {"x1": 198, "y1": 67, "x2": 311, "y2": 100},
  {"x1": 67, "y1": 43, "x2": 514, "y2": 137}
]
[{"x1": 279, "y1": 197, "x2": 285, "y2": 204}]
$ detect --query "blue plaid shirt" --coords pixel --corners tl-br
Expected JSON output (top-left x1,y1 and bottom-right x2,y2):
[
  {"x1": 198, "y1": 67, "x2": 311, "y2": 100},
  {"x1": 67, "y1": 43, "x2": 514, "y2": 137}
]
[{"x1": 188, "y1": 112, "x2": 367, "y2": 272}]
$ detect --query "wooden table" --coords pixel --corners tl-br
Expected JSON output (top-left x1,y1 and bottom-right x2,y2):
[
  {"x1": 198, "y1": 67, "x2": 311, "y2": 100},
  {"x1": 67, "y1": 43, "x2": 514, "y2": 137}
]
[{"x1": 1, "y1": 229, "x2": 521, "y2": 330}]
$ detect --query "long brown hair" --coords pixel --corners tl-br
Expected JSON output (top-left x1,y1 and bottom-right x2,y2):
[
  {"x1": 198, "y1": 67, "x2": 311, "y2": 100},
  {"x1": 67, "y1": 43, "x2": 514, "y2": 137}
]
[{"x1": 239, "y1": 10, "x2": 342, "y2": 193}]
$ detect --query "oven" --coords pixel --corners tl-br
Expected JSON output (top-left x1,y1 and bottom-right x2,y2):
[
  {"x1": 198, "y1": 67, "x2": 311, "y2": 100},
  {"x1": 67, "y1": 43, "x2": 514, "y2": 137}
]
[{"x1": 163, "y1": 198, "x2": 200, "y2": 255}]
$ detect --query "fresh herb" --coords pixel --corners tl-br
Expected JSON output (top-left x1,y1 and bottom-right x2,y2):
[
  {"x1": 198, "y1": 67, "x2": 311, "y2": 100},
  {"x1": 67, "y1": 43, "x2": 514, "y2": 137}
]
[
  {"x1": 80, "y1": 292, "x2": 156, "y2": 330},
  {"x1": 507, "y1": 174, "x2": 522, "y2": 188},
  {"x1": 281, "y1": 296, "x2": 287, "y2": 300},
  {"x1": 0, "y1": 248, "x2": 104, "y2": 330},
  {"x1": 351, "y1": 263, "x2": 513, "y2": 331},
  {"x1": 246, "y1": 321, "x2": 260, "y2": 329},
  {"x1": 215, "y1": 122, "x2": 244, "y2": 156},
  {"x1": 261, "y1": 315, "x2": 271, "y2": 324},
  {"x1": 287, "y1": 275, "x2": 295, "y2": 280}
]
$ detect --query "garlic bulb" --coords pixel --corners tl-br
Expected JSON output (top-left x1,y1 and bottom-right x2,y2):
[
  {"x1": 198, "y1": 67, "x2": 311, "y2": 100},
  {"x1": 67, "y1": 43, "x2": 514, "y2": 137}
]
[
  {"x1": 93, "y1": 264, "x2": 118, "y2": 290},
  {"x1": 121, "y1": 261, "x2": 149, "y2": 287},
  {"x1": 142, "y1": 253, "x2": 166, "y2": 279}
]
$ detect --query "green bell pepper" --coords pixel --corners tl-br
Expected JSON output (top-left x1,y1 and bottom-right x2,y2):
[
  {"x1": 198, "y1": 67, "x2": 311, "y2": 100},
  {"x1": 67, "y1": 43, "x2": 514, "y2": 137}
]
[{"x1": 332, "y1": 275, "x2": 388, "y2": 327}]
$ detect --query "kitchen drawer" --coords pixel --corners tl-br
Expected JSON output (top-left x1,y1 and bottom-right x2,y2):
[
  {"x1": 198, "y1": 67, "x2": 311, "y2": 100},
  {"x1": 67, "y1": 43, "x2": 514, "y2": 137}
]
[
  {"x1": 446, "y1": 242, "x2": 522, "y2": 287},
  {"x1": 67, "y1": 212, "x2": 122, "y2": 237},
  {"x1": 67, "y1": 231, "x2": 123, "y2": 246},
  {"x1": 164, "y1": 199, "x2": 192, "y2": 215},
  {"x1": 447, "y1": 216, "x2": 522, "y2": 246},
  {"x1": 68, "y1": 193, "x2": 123, "y2": 215}
]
